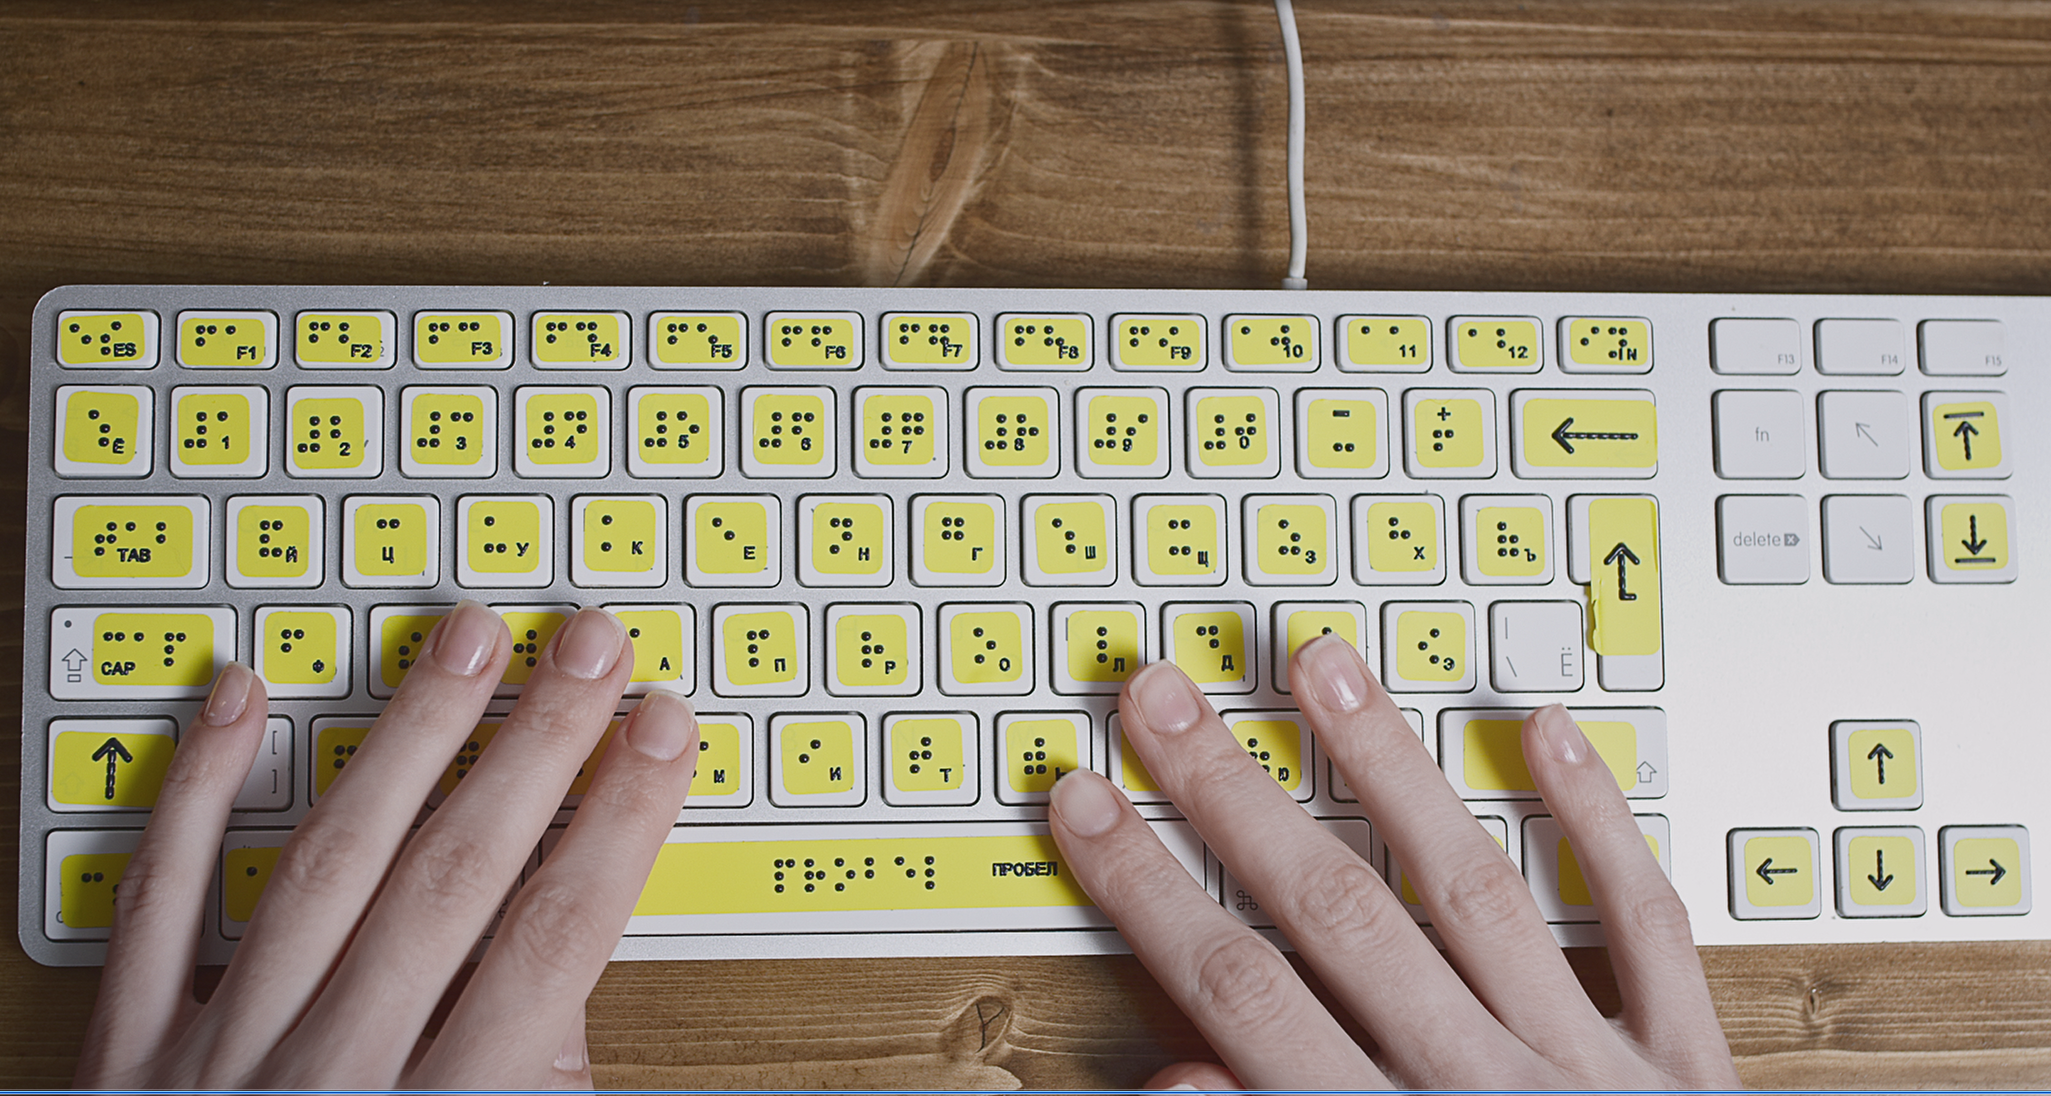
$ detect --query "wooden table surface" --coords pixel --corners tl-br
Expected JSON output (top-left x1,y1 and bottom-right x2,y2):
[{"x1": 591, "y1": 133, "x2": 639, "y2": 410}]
[{"x1": 4, "y1": 1, "x2": 2050, "y2": 1087}]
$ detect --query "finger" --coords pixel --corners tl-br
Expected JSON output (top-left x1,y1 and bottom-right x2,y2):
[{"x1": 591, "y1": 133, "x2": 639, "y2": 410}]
[
  {"x1": 547, "y1": 1003, "x2": 594, "y2": 1090},
  {"x1": 417, "y1": 690, "x2": 696, "y2": 1086},
  {"x1": 1292, "y1": 636, "x2": 1612, "y2": 1073},
  {"x1": 1145, "y1": 1061, "x2": 1243, "y2": 1090},
  {"x1": 1123, "y1": 658, "x2": 1526, "y2": 1086},
  {"x1": 1523, "y1": 706, "x2": 1736, "y2": 1084},
  {"x1": 77, "y1": 664, "x2": 266, "y2": 1084},
  {"x1": 284, "y1": 608, "x2": 632, "y2": 1081},
  {"x1": 1049, "y1": 768, "x2": 1383, "y2": 1090},
  {"x1": 200, "y1": 601, "x2": 508, "y2": 1069}
]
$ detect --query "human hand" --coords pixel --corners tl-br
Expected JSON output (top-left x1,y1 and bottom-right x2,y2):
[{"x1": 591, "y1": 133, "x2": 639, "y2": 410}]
[
  {"x1": 1049, "y1": 635, "x2": 1740, "y2": 1090},
  {"x1": 72, "y1": 601, "x2": 699, "y2": 1089}
]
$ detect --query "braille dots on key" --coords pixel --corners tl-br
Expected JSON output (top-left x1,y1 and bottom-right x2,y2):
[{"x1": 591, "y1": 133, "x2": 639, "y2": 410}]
[
  {"x1": 1013, "y1": 322, "x2": 1081, "y2": 362},
  {"x1": 1428, "y1": 405, "x2": 1458, "y2": 453},
  {"x1": 744, "y1": 625, "x2": 774, "y2": 671},
  {"x1": 90, "y1": 519, "x2": 169, "y2": 560},
  {"x1": 1494, "y1": 520, "x2": 1532, "y2": 563},
  {"x1": 984, "y1": 411, "x2": 1040, "y2": 455},
  {"x1": 511, "y1": 625, "x2": 543, "y2": 672},
  {"x1": 906, "y1": 735, "x2": 937, "y2": 775},
  {"x1": 423, "y1": 319, "x2": 485, "y2": 346},
  {"x1": 1577, "y1": 322, "x2": 1640, "y2": 365},
  {"x1": 532, "y1": 408, "x2": 590, "y2": 452},
  {"x1": 301, "y1": 317, "x2": 357, "y2": 350},
  {"x1": 391, "y1": 625, "x2": 426, "y2": 675},
  {"x1": 1273, "y1": 517, "x2": 1316, "y2": 567},
  {"x1": 664, "y1": 320, "x2": 735, "y2": 361},
  {"x1": 760, "y1": 409, "x2": 817, "y2": 453},
  {"x1": 329, "y1": 739, "x2": 358, "y2": 774},
  {"x1": 1243, "y1": 320, "x2": 1306, "y2": 361},
  {"x1": 1204, "y1": 411, "x2": 1261, "y2": 454},
  {"x1": 897, "y1": 319, "x2": 964, "y2": 358},
  {"x1": 276, "y1": 624, "x2": 325, "y2": 677},
  {"x1": 1021, "y1": 735, "x2": 1053, "y2": 778},
  {"x1": 184, "y1": 408, "x2": 231, "y2": 454},
  {"x1": 542, "y1": 319, "x2": 612, "y2": 359},
  {"x1": 419, "y1": 407, "x2": 476, "y2": 453},
  {"x1": 188, "y1": 322, "x2": 237, "y2": 349}
]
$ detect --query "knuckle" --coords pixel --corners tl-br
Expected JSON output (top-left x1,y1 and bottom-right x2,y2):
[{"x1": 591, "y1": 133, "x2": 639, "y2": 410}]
[
  {"x1": 579, "y1": 765, "x2": 680, "y2": 819},
  {"x1": 1280, "y1": 857, "x2": 1399, "y2": 942},
  {"x1": 107, "y1": 854, "x2": 179, "y2": 928},
  {"x1": 270, "y1": 816, "x2": 377, "y2": 902},
  {"x1": 495, "y1": 879, "x2": 611, "y2": 991},
  {"x1": 1614, "y1": 884, "x2": 1694, "y2": 941},
  {"x1": 1431, "y1": 861, "x2": 1536, "y2": 934},
  {"x1": 1189, "y1": 932, "x2": 1302, "y2": 1026},
  {"x1": 396, "y1": 826, "x2": 510, "y2": 915}
]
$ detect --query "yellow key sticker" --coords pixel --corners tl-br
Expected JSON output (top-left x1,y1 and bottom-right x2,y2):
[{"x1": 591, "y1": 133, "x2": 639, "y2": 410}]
[
  {"x1": 72, "y1": 505, "x2": 194, "y2": 580},
  {"x1": 922, "y1": 499, "x2": 999, "y2": 576},
  {"x1": 1000, "y1": 314, "x2": 1090, "y2": 367},
  {"x1": 174, "y1": 390, "x2": 254, "y2": 466},
  {"x1": 694, "y1": 500, "x2": 771, "y2": 575},
  {"x1": 1235, "y1": 719, "x2": 1303, "y2": 790},
  {"x1": 1586, "y1": 497, "x2": 1662, "y2": 657},
  {"x1": 1006, "y1": 718, "x2": 1082, "y2": 794},
  {"x1": 1395, "y1": 610, "x2": 1465, "y2": 683},
  {"x1": 1173, "y1": 610, "x2": 1248, "y2": 684},
  {"x1": 1564, "y1": 318, "x2": 1651, "y2": 369},
  {"x1": 859, "y1": 392, "x2": 938, "y2": 466},
  {"x1": 1476, "y1": 505, "x2": 1546, "y2": 578},
  {"x1": 313, "y1": 722, "x2": 371, "y2": 797},
  {"x1": 1846, "y1": 834, "x2": 1917, "y2": 907},
  {"x1": 92, "y1": 613, "x2": 214, "y2": 687},
  {"x1": 1032, "y1": 501, "x2": 1111, "y2": 577},
  {"x1": 688, "y1": 719, "x2": 746, "y2": 798},
  {"x1": 1067, "y1": 609, "x2": 1141, "y2": 684},
  {"x1": 1146, "y1": 503, "x2": 1221, "y2": 578},
  {"x1": 51, "y1": 729, "x2": 175, "y2": 808},
  {"x1": 782, "y1": 719, "x2": 857, "y2": 794},
  {"x1": 377, "y1": 613, "x2": 442, "y2": 690},
  {"x1": 1931, "y1": 399, "x2": 2002, "y2": 471},
  {"x1": 59, "y1": 853, "x2": 131, "y2": 929},
  {"x1": 1364, "y1": 500, "x2": 1438, "y2": 574},
  {"x1": 1083, "y1": 393, "x2": 1161, "y2": 468},
  {"x1": 810, "y1": 500, "x2": 886, "y2": 577},
  {"x1": 533, "y1": 312, "x2": 624, "y2": 365},
  {"x1": 296, "y1": 311, "x2": 390, "y2": 366},
  {"x1": 261, "y1": 610, "x2": 339, "y2": 685},
  {"x1": 415, "y1": 312, "x2": 509, "y2": 367},
  {"x1": 635, "y1": 832, "x2": 1094, "y2": 916},
  {"x1": 59, "y1": 313, "x2": 151, "y2": 366},
  {"x1": 1305, "y1": 397, "x2": 1377, "y2": 470},
  {"x1": 1227, "y1": 315, "x2": 1315, "y2": 368},
  {"x1": 885, "y1": 314, "x2": 973, "y2": 366},
  {"x1": 1952, "y1": 837, "x2": 2024, "y2": 908},
  {"x1": 408, "y1": 391, "x2": 487, "y2": 466},
  {"x1": 892, "y1": 718, "x2": 966, "y2": 791},
  {"x1": 723, "y1": 610, "x2": 800, "y2": 687},
  {"x1": 583, "y1": 498, "x2": 659, "y2": 574},
  {"x1": 1558, "y1": 833, "x2": 1660, "y2": 906},
  {"x1": 1343, "y1": 316, "x2": 1429, "y2": 369},
  {"x1": 292, "y1": 397, "x2": 370, "y2": 470},
  {"x1": 949, "y1": 610, "x2": 1025, "y2": 685},
  {"x1": 223, "y1": 845, "x2": 282, "y2": 923},
  {"x1": 652, "y1": 314, "x2": 742, "y2": 366},
  {"x1": 237, "y1": 504, "x2": 313, "y2": 580},
  {"x1": 1521, "y1": 396, "x2": 1658, "y2": 471},
  {"x1": 1284, "y1": 609, "x2": 1358, "y2": 664},
  {"x1": 1456, "y1": 318, "x2": 1540, "y2": 368},
  {"x1": 768, "y1": 315, "x2": 859, "y2": 368},
  {"x1": 1743, "y1": 835, "x2": 1815, "y2": 908},
  {"x1": 501, "y1": 611, "x2": 569, "y2": 685},
  {"x1": 63, "y1": 389, "x2": 141, "y2": 465},
  {"x1": 636, "y1": 391, "x2": 713, "y2": 465},
  {"x1": 976, "y1": 395, "x2": 1051, "y2": 467},
  {"x1": 1114, "y1": 315, "x2": 1203, "y2": 368},
  {"x1": 619, "y1": 609, "x2": 688, "y2": 683},
  {"x1": 751, "y1": 392, "x2": 827, "y2": 465},
  {"x1": 1461, "y1": 719, "x2": 1638, "y2": 793},
  {"x1": 1847, "y1": 727, "x2": 1919, "y2": 802},
  {"x1": 835, "y1": 613, "x2": 910, "y2": 688},
  {"x1": 1254, "y1": 503, "x2": 1327, "y2": 577},
  {"x1": 1412, "y1": 397, "x2": 1487, "y2": 469},
  {"x1": 465, "y1": 499, "x2": 544, "y2": 575},
  {"x1": 1939, "y1": 500, "x2": 2009, "y2": 572},
  {"x1": 523, "y1": 391, "x2": 600, "y2": 464},
  {"x1": 354, "y1": 502, "x2": 432, "y2": 579},
  {"x1": 1194, "y1": 395, "x2": 1270, "y2": 468},
  {"x1": 1120, "y1": 733, "x2": 1161, "y2": 793},
  {"x1": 178, "y1": 312, "x2": 273, "y2": 367}
]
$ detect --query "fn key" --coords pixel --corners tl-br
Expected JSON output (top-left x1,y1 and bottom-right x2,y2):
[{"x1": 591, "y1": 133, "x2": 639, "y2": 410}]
[{"x1": 1489, "y1": 601, "x2": 1584, "y2": 692}]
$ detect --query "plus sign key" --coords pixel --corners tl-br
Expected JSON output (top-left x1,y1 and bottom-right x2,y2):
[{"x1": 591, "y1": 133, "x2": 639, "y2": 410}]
[{"x1": 1405, "y1": 390, "x2": 1497, "y2": 477}]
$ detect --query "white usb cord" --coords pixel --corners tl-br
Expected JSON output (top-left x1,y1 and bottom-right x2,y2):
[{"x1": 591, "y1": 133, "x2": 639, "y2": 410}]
[{"x1": 1275, "y1": 0, "x2": 1308, "y2": 290}]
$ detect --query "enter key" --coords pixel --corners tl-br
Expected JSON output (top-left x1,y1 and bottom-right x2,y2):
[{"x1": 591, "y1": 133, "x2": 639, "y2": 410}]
[{"x1": 1571, "y1": 496, "x2": 1663, "y2": 691}]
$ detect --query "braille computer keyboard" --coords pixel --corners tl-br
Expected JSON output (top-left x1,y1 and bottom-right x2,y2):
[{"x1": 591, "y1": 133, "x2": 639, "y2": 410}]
[{"x1": 20, "y1": 285, "x2": 2041, "y2": 966}]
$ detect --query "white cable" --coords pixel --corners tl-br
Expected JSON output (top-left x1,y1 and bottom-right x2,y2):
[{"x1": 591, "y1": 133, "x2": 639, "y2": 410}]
[{"x1": 1275, "y1": 0, "x2": 1308, "y2": 290}]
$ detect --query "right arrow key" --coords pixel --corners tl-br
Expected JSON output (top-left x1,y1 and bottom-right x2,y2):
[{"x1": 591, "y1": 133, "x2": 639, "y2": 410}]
[{"x1": 1941, "y1": 825, "x2": 2032, "y2": 916}]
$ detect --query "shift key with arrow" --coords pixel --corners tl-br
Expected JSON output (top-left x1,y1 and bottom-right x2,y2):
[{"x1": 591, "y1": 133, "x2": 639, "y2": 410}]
[
  {"x1": 1574, "y1": 496, "x2": 1663, "y2": 665},
  {"x1": 48, "y1": 719, "x2": 177, "y2": 809},
  {"x1": 1515, "y1": 391, "x2": 1658, "y2": 477}
]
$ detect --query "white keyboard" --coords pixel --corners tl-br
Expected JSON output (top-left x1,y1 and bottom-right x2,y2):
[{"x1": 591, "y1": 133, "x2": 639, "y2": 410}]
[{"x1": 21, "y1": 285, "x2": 2042, "y2": 966}]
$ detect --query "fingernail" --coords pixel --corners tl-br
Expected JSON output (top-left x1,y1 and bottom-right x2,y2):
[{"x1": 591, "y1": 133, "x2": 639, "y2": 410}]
[
  {"x1": 626, "y1": 690, "x2": 696, "y2": 761},
  {"x1": 1052, "y1": 770, "x2": 1123, "y2": 837},
  {"x1": 199, "y1": 662, "x2": 253, "y2": 726},
  {"x1": 1535, "y1": 704, "x2": 1588, "y2": 765},
  {"x1": 554, "y1": 1023, "x2": 588, "y2": 1074},
  {"x1": 1131, "y1": 663, "x2": 1204, "y2": 734},
  {"x1": 1297, "y1": 633, "x2": 1369, "y2": 713},
  {"x1": 428, "y1": 600, "x2": 501, "y2": 677},
  {"x1": 552, "y1": 608, "x2": 625, "y2": 680}
]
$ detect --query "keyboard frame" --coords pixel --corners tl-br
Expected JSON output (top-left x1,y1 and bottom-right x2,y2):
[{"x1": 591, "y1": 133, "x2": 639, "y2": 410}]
[{"x1": 21, "y1": 284, "x2": 2047, "y2": 967}]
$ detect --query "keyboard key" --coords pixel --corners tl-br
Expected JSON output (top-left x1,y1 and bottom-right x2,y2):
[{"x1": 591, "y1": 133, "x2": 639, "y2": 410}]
[
  {"x1": 1220, "y1": 710, "x2": 1312, "y2": 800},
  {"x1": 515, "y1": 386, "x2": 610, "y2": 477},
  {"x1": 1940, "y1": 825, "x2": 2031, "y2": 916},
  {"x1": 686, "y1": 495, "x2": 780, "y2": 588},
  {"x1": 169, "y1": 386, "x2": 267, "y2": 477},
  {"x1": 1712, "y1": 390, "x2": 1806, "y2": 479},
  {"x1": 56, "y1": 310, "x2": 158, "y2": 368},
  {"x1": 1024, "y1": 495, "x2": 1116, "y2": 586},
  {"x1": 1488, "y1": 600, "x2": 1585, "y2": 693},
  {"x1": 1078, "y1": 387, "x2": 1169, "y2": 478},
  {"x1": 1404, "y1": 389, "x2": 1497, "y2": 478},
  {"x1": 56, "y1": 385, "x2": 153, "y2": 477},
  {"x1": 1710, "y1": 317, "x2": 1801, "y2": 375},
  {"x1": 294, "y1": 310, "x2": 395, "y2": 368},
  {"x1": 996, "y1": 313, "x2": 1092, "y2": 370},
  {"x1": 225, "y1": 496, "x2": 322, "y2": 589},
  {"x1": 1224, "y1": 314, "x2": 1318, "y2": 371},
  {"x1": 1460, "y1": 494, "x2": 1552, "y2": 585},
  {"x1": 1524, "y1": 814, "x2": 1669, "y2": 923},
  {"x1": 1570, "y1": 495, "x2": 1663, "y2": 691},
  {"x1": 799, "y1": 494, "x2": 892, "y2": 587},
  {"x1": 1188, "y1": 388, "x2": 1281, "y2": 478},
  {"x1": 1111, "y1": 314, "x2": 1205, "y2": 370},
  {"x1": 457, "y1": 495, "x2": 553, "y2": 588},
  {"x1": 252, "y1": 605, "x2": 350, "y2": 699},
  {"x1": 1816, "y1": 318, "x2": 1906, "y2": 375},
  {"x1": 607, "y1": 604, "x2": 695, "y2": 694},
  {"x1": 682, "y1": 714, "x2": 752, "y2": 805},
  {"x1": 368, "y1": 606, "x2": 447, "y2": 697},
  {"x1": 765, "y1": 311, "x2": 862, "y2": 369},
  {"x1": 1820, "y1": 494, "x2": 1915, "y2": 585},
  {"x1": 285, "y1": 386, "x2": 383, "y2": 478},
  {"x1": 176, "y1": 310, "x2": 276, "y2": 369},
  {"x1": 47, "y1": 718, "x2": 176, "y2": 810},
  {"x1": 627, "y1": 386, "x2": 723, "y2": 477},
  {"x1": 1440, "y1": 708, "x2": 1666, "y2": 799},
  {"x1": 712, "y1": 604, "x2": 808, "y2": 697},
  {"x1": 997, "y1": 712, "x2": 1090, "y2": 804},
  {"x1": 1926, "y1": 495, "x2": 2016, "y2": 583},
  {"x1": 939, "y1": 603, "x2": 1033, "y2": 696},
  {"x1": 1385, "y1": 816, "x2": 1504, "y2": 924},
  {"x1": 572, "y1": 495, "x2": 667, "y2": 588},
  {"x1": 221, "y1": 831, "x2": 288, "y2": 937},
  {"x1": 239, "y1": 718, "x2": 300, "y2": 813},
  {"x1": 742, "y1": 386, "x2": 835, "y2": 477},
  {"x1": 1716, "y1": 495, "x2": 1810, "y2": 585},
  {"x1": 883, "y1": 713, "x2": 978, "y2": 806},
  {"x1": 400, "y1": 387, "x2": 497, "y2": 478},
  {"x1": 1294, "y1": 388, "x2": 1389, "y2": 479},
  {"x1": 1558, "y1": 317, "x2": 1652, "y2": 374},
  {"x1": 1729, "y1": 828, "x2": 1822, "y2": 920},
  {"x1": 1244, "y1": 494, "x2": 1337, "y2": 586},
  {"x1": 494, "y1": 606, "x2": 572, "y2": 691},
  {"x1": 1162, "y1": 601, "x2": 1254, "y2": 693},
  {"x1": 826, "y1": 603, "x2": 921, "y2": 696},
  {"x1": 1381, "y1": 601, "x2": 1476, "y2": 693},
  {"x1": 1271, "y1": 601, "x2": 1367, "y2": 693},
  {"x1": 1511, "y1": 389, "x2": 1658, "y2": 478},
  {"x1": 55, "y1": 495, "x2": 209, "y2": 589},
  {"x1": 342, "y1": 495, "x2": 440, "y2": 588},
  {"x1": 911, "y1": 495, "x2": 1005, "y2": 587},
  {"x1": 1134, "y1": 494, "x2": 1227, "y2": 586},
  {"x1": 1919, "y1": 319, "x2": 2005, "y2": 376},
  {"x1": 1835, "y1": 826, "x2": 1927, "y2": 918},
  {"x1": 45, "y1": 830, "x2": 141, "y2": 940},
  {"x1": 414, "y1": 311, "x2": 513, "y2": 368},
  {"x1": 1354, "y1": 494, "x2": 1446, "y2": 585},
  {"x1": 48, "y1": 605, "x2": 235, "y2": 700},
  {"x1": 1051, "y1": 602, "x2": 1145, "y2": 694},
  {"x1": 1816, "y1": 389, "x2": 1911, "y2": 479},
  {"x1": 855, "y1": 386, "x2": 947, "y2": 476},
  {"x1": 1923, "y1": 392, "x2": 2009, "y2": 478},
  {"x1": 1337, "y1": 314, "x2": 1431, "y2": 372},
  {"x1": 881, "y1": 312, "x2": 977, "y2": 369},
  {"x1": 532, "y1": 311, "x2": 627, "y2": 368},
  {"x1": 772, "y1": 714, "x2": 866, "y2": 807},
  {"x1": 967, "y1": 387, "x2": 1058, "y2": 477},
  {"x1": 1109, "y1": 713, "x2": 1166, "y2": 801},
  {"x1": 649, "y1": 312, "x2": 744, "y2": 368},
  {"x1": 1830, "y1": 719, "x2": 1923, "y2": 810},
  {"x1": 1449, "y1": 316, "x2": 1541, "y2": 372}
]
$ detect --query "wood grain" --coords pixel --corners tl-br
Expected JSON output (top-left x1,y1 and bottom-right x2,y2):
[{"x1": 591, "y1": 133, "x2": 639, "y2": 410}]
[{"x1": 3, "y1": 1, "x2": 2049, "y2": 1087}]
